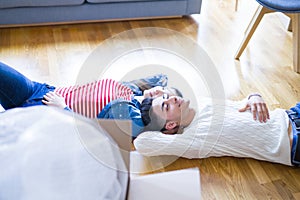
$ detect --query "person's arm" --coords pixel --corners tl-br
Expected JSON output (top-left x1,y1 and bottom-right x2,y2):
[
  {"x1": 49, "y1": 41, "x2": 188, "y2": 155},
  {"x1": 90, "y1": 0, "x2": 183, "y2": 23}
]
[
  {"x1": 42, "y1": 91, "x2": 71, "y2": 111},
  {"x1": 121, "y1": 74, "x2": 168, "y2": 96},
  {"x1": 238, "y1": 93, "x2": 270, "y2": 123}
]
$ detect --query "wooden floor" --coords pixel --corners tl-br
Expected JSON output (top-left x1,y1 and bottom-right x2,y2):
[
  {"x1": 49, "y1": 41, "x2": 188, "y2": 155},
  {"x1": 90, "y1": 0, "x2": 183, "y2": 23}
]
[{"x1": 1, "y1": 0, "x2": 300, "y2": 199}]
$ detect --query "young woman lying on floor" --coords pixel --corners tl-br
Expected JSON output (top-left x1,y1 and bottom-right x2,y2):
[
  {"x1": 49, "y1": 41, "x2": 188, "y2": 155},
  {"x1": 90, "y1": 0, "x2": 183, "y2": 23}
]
[{"x1": 0, "y1": 61, "x2": 181, "y2": 138}]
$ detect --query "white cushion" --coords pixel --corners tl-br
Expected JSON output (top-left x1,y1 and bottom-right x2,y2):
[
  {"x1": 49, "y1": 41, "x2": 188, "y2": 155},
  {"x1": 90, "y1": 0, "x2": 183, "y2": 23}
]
[{"x1": 0, "y1": 106, "x2": 127, "y2": 200}]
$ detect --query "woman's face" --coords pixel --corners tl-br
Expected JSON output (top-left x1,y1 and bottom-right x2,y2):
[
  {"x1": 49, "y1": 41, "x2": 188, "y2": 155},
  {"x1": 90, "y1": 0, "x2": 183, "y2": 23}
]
[{"x1": 143, "y1": 86, "x2": 176, "y2": 98}]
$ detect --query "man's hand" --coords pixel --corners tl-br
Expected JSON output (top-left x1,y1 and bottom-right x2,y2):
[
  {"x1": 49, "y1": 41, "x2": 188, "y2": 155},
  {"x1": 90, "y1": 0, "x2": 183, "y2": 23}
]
[
  {"x1": 238, "y1": 94, "x2": 270, "y2": 123},
  {"x1": 42, "y1": 92, "x2": 67, "y2": 109}
]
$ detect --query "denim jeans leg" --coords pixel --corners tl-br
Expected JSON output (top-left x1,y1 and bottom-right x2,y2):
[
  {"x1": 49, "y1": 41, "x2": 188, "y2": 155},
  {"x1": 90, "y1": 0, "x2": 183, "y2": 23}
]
[{"x1": 0, "y1": 62, "x2": 35, "y2": 109}]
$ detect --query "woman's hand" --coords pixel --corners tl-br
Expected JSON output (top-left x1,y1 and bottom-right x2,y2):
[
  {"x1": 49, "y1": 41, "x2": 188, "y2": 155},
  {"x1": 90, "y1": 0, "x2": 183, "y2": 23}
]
[
  {"x1": 238, "y1": 93, "x2": 270, "y2": 123},
  {"x1": 42, "y1": 92, "x2": 67, "y2": 109}
]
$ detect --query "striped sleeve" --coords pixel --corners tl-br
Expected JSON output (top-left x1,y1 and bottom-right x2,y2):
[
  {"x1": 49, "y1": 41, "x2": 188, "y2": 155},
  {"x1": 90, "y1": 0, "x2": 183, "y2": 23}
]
[{"x1": 55, "y1": 79, "x2": 133, "y2": 118}]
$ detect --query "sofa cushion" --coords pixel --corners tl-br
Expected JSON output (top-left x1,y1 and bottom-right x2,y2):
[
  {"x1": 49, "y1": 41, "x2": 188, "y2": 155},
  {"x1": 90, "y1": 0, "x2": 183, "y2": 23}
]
[
  {"x1": 87, "y1": 0, "x2": 151, "y2": 3},
  {"x1": 0, "y1": 0, "x2": 85, "y2": 9}
]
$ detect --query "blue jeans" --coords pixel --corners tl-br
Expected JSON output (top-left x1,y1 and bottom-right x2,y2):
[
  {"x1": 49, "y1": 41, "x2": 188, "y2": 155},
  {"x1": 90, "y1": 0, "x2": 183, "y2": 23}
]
[
  {"x1": 0, "y1": 62, "x2": 55, "y2": 110},
  {"x1": 288, "y1": 103, "x2": 300, "y2": 166}
]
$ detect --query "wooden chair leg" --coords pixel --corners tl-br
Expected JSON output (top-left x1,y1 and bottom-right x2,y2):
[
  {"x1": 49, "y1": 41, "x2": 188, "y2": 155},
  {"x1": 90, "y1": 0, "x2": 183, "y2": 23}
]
[
  {"x1": 235, "y1": 5, "x2": 273, "y2": 59},
  {"x1": 292, "y1": 13, "x2": 300, "y2": 73},
  {"x1": 288, "y1": 18, "x2": 293, "y2": 32},
  {"x1": 285, "y1": 14, "x2": 293, "y2": 32},
  {"x1": 235, "y1": 0, "x2": 238, "y2": 11}
]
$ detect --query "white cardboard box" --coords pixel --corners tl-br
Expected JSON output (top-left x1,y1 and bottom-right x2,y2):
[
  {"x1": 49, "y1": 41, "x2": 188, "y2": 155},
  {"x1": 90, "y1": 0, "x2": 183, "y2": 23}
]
[
  {"x1": 99, "y1": 120, "x2": 201, "y2": 200},
  {"x1": 128, "y1": 168, "x2": 201, "y2": 200}
]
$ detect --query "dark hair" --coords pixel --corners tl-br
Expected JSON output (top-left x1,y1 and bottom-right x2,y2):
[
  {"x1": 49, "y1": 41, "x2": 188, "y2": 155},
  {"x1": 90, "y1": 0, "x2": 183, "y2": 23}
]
[
  {"x1": 171, "y1": 87, "x2": 183, "y2": 98},
  {"x1": 140, "y1": 97, "x2": 166, "y2": 131}
]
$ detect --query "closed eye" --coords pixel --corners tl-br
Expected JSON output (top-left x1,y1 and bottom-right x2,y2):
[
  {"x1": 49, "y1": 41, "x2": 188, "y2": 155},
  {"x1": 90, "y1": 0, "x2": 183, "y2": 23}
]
[
  {"x1": 161, "y1": 93, "x2": 169, "y2": 112},
  {"x1": 161, "y1": 102, "x2": 169, "y2": 112},
  {"x1": 163, "y1": 93, "x2": 169, "y2": 99}
]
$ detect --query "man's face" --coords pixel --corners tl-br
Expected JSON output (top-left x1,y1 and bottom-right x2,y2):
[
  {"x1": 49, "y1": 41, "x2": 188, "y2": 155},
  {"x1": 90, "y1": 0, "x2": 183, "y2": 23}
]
[
  {"x1": 151, "y1": 94, "x2": 192, "y2": 123},
  {"x1": 143, "y1": 86, "x2": 176, "y2": 99}
]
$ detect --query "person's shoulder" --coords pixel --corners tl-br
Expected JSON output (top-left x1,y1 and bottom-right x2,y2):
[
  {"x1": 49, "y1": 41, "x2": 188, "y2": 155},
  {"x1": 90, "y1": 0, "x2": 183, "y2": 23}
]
[{"x1": 97, "y1": 99, "x2": 140, "y2": 118}]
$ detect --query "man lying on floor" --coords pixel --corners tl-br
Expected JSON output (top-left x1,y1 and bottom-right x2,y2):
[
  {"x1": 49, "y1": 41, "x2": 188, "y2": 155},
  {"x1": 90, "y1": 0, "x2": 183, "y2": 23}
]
[{"x1": 135, "y1": 91, "x2": 300, "y2": 167}]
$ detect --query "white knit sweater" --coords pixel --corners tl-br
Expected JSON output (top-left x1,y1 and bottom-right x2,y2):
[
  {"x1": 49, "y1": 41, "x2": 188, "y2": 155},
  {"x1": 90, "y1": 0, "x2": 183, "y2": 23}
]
[
  {"x1": 185, "y1": 98, "x2": 292, "y2": 165},
  {"x1": 135, "y1": 98, "x2": 292, "y2": 166}
]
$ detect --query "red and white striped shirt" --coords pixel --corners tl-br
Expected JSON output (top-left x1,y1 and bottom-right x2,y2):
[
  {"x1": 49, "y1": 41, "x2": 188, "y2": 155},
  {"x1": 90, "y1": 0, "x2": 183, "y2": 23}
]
[{"x1": 55, "y1": 79, "x2": 133, "y2": 118}]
